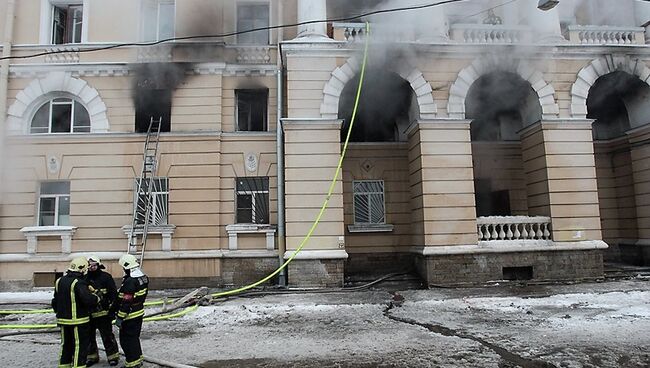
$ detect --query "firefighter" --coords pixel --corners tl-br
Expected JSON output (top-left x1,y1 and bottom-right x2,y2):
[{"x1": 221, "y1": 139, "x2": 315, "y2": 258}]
[
  {"x1": 85, "y1": 255, "x2": 119, "y2": 367},
  {"x1": 51, "y1": 256, "x2": 101, "y2": 368},
  {"x1": 112, "y1": 254, "x2": 149, "y2": 368}
]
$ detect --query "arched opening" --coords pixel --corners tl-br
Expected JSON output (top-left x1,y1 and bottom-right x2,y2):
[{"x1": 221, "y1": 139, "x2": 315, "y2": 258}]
[
  {"x1": 338, "y1": 69, "x2": 415, "y2": 142},
  {"x1": 337, "y1": 69, "x2": 417, "y2": 279},
  {"x1": 466, "y1": 71, "x2": 542, "y2": 217},
  {"x1": 589, "y1": 71, "x2": 650, "y2": 263},
  {"x1": 30, "y1": 96, "x2": 91, "y2": 134}
]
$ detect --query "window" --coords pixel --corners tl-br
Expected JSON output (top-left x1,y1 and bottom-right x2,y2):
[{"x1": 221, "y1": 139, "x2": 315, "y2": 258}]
[
  {"x1": 236, "y1": 177, "x2": 269, "y2": 224},
  {"x1": 38, "y1": 181, "x2": 70, "y2": 226},
  {"x1": 142, "y1": 0, "x2": 175, "y2": 41},
  {"x1": 135, "y1": 177, "x2": 169, "y2": 226},
  {"x1": 31, "y1": 98, "x2": 91, "y2": 134},
  {"x1": 51, "y1": 4, "x2": 83, "y2": 44},
  {"x1": 353, "y1": 180, "x2": 385, "y2": 224},
  {"x1": 237, "y1": 3, "x2": 270, "y2": 44},
  {"x1": 236, "y1": 89, "x2": 268, "y2": 131}
]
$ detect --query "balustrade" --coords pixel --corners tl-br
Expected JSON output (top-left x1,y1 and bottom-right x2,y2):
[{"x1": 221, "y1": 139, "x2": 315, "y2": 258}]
[{"x1": 477, "y1": 216, "x2": 552, "y2": 242}]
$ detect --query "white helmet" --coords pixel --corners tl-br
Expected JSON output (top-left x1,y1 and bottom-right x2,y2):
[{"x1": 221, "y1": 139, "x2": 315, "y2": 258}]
[
  {"x1": 68, "y1": 256, "x2": 89, "y2": 274},
  {"x1": 87, "y1": 254, "x2": 102, "y2": 266},
  {"x1": 118, "y1": 254, "x2": 139, "y2": 270}
]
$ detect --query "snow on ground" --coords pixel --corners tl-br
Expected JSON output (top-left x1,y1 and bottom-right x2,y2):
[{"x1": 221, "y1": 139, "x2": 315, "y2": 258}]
[{"x1": 1, "y1": 279, "x2": 649, "y2": 367}]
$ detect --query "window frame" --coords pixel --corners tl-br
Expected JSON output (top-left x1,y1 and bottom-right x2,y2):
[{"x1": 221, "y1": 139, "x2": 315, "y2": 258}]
[
  {"x1": 40, "y1": 0, "x2": 88, "y2": 45},
  {"x1": 235, "y1": 89, "x2": 269, "y2": 132},
  {"x1": 134, "y1": 177, "x2": 169, "y2": 226},
  {"x1": 235, "y1": 177, "x2": 270, "y2": 224},
  {"x1": 37, "y1": 181, "x2": 71, "y2": 227},
  {"x1": 140, "y1": 0, "x2": 176, "y2": 42},
  {"x1": 30, "y1": 97, "x2": 91, "y2": 134},
  {"x1": 236, "y1": 1, "x2": 271, "y2": 45},
  {"x1": 352, "y1": 180, "x2": 386, "y2": 225}
]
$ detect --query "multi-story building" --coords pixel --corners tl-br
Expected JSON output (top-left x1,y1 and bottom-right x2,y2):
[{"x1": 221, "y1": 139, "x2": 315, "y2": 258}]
[{"x1": 1, "y1": 0, "x2": 649, "y2": 289}]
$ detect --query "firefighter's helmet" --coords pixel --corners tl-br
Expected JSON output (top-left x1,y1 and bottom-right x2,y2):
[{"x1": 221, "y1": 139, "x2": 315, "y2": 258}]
[
  {"x1": 119, "y1": 254, "x2": 139, "y2": 270},
  {"x1": 87, "y1": 254, "x2": 102, "y2": 266},
  {"x1": 68, "y1": 256, "x2": 89, "y2": 274}
]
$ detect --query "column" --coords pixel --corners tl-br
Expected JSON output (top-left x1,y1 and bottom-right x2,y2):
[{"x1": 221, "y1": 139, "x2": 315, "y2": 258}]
[
  {"x1": 417, "y1": 5, "x2": 449, "y2": 42},
  {"x1": 283, "y1": 119, "x2": 346, "y2": 287},
  {"x1": 296, "y1": 0, "x2": 328, "y2": 39},
  {"x1": 520, "y1": 121, "x2": 603, "y2": 243},
  {"x1": 628, "y1": 125, "x2": 650, "y2": 263},
  {"x1": 521, "y1": 1, "x2": 565, "y2": 43},
  {"x1": 635, "y1": 0, "x2": 650, "y2": 43},
  {"x1": 407, "y1": 120, "x2": 478, "y2": 249}
]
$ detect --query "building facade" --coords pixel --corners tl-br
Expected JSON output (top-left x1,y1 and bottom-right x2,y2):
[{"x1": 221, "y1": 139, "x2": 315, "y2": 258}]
[{"x1": 1, "y1": 0, "x2": 649, "y2": 289}]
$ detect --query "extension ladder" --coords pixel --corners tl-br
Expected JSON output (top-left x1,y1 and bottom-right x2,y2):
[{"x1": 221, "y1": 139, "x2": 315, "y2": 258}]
[{"x1": 127, "y1": 117, "x2": 163, "y2": 266}]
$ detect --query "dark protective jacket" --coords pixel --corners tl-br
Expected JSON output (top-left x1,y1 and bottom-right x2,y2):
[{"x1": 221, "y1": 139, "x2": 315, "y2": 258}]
[
  {"x1": 51, "y1": 271, "x2": 100, "y2": 325},
  {"x1": 85, "y1": 267, "x2": 117, "y2": 318},
  {"x1": 114, "y1": 268, "x2": 149, "y2": 321}
]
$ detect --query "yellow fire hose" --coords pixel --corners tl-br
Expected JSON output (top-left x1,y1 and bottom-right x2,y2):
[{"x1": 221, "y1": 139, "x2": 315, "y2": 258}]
[{"x1": 0, "y1": 22, "x2": 371, "y2": 328}]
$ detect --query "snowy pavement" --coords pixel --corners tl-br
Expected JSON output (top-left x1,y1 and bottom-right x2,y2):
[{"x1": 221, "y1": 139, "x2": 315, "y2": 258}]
[{"x1": 1, "y1": 277, "x2": 649, "y2": 367}]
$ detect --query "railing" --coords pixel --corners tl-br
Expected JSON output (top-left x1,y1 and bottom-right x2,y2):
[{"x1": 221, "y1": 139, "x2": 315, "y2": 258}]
[
  {"x1": 477, "y1": 216, "x2": 552, "y2": 242},
  {"x1": 332, "y1": 22, "x2": 415, "y2": 43},
  {"x1": 566, "y1": 26, "x2": 645, "y2": 45},
  {"x1": 233, "y1": 46, "x2": 272, "y2": 64},
  {"x1": 451, "y1": 24, "x2": 532, "y2": 44},
  {"x1": 44, "y1": 46, "x2": 80, "y2": 63}
]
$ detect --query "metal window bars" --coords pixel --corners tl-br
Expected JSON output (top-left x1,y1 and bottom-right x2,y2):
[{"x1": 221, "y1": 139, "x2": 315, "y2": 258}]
[
  {"x1": 236, "y1": 177, "x2": 270, "y2": 224},
  {"x1": 127, "y1": 117, "x2": 162, "y2": 267}
]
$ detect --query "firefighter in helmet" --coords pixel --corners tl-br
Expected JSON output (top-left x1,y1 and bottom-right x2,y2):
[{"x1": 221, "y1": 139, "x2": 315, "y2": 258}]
[
  {"x1": 51, "y1": 256, "x2": 101, "y2": 368},
  {"x1": 111, "y1": 254, "x2": 149, "y2": 368},
  {"x1": 85, "y1": 255, "x2": 119, "y2": 367}
]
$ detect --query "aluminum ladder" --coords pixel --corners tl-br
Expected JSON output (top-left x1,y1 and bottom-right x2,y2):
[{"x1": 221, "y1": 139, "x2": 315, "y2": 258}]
[{"x1": 127, "y1": 117, "x2": 162, "y2": 266}]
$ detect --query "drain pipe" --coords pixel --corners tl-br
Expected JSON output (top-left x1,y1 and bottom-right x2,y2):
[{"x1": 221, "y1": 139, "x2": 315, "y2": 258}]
[
  {"x1": 276, "y1": 0, "x2": 287, "y2": 287},
  {"x1": 0, "y1": 0, "x2": 16, "y2": 203}
]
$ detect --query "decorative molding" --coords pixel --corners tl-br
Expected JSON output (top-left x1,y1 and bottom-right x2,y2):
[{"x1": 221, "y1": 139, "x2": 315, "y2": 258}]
[
  {"x1": 20, "y1": 226, "x2": 77, "y2": 254},
  {"x1": 447, "y1": 55, "x2": 559, "y2": 119},
  {"x1": 570, "y1": 55, "x2": 650, "y2": 118},
  {"x1": 319, "y1": 56, "x2": 438, "y2": 119},
  {"x1": 6, "y1": 71, "x2": 110, "y2": 135},
  {"x1": 410, "y1": 240, "x2": 608, "y2": 255},
  {"x1": 283, "y1": 249, "x2": 349, "y2": 260}
]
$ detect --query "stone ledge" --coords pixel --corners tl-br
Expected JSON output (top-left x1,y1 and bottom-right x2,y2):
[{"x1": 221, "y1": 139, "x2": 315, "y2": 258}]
[{"x1": 411, "y1": 240, "x2": 608, "y2": 255}]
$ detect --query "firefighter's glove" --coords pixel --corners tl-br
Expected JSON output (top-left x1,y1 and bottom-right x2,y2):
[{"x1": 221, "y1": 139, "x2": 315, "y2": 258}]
[{"x1": 114, "y1": 317, "x2": 123, "y2": 329}]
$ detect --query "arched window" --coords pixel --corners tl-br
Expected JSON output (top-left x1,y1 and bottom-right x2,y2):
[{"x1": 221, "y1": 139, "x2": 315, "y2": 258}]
[{"x1": 30, "y1": 98, "x2": 91, "y2": 134}]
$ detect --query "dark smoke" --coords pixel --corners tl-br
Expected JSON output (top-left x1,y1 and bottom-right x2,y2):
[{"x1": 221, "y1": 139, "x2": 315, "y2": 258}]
[
  {"x1": 338, "y1": 68, "x2": 412, "y2": 142},
  {"x1": 466, "y1": 71, "x2": 542, "y2": 141},
  {"x1": 131, "y1": 62, "x2": 193, "y2": 133}
]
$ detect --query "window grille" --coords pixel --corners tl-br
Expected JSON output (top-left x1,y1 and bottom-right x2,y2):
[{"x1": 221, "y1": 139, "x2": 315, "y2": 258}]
[
  {"x1": 353, "y1": 180, "x2": 385, "y2": 224},
  {"x1": 135, "y1": 177, "x2": 169, "y2": 226},
  {"x1": 236, "y1": 177, "x2": 269, "y2": 224}
]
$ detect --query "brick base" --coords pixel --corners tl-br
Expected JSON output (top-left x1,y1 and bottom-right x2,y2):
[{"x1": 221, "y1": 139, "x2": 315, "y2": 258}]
[
  {"x1": 345, "y1": 253, "x2": 415, "y2": 276},
  {"x1": 221, "y1": 257, "x2": 280, "y2": 286},
  {"x1": 619, "y1": 243, "x2": 644, "y2": 266},
  {"x1": 416, "y1": 249, "x2": 604, "y2": 286},
  {"x1": 287, "y1": 259, "x2": 344, "y2": 288}
]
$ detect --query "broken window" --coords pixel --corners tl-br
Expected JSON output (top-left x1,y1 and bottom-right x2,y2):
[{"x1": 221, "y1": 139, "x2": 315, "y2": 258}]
[
  {"x1": 52, "y1": 4, "x2": 83, "y2": 44},
  {"x1": 142, "y1": 0, "x2": 175, "y2": 41},
  {"x1": 236, "y1": 89, "x2": 268, "y2": 131},
  {"x1": 353, "y1": 180, "x2": 385, "y2": 224},
  {"x1": 236, "y1": 177, "x2": 269, "y2": 224},
  {"x1": 237, "y1": 3, "x2": 269, "y2": 44},
  {"x1": 39, "y1": 181, "x2": 71, "y2": 226},
  {"x1": 31, "y1": 98, "x2": 91, "y2": 134},
  {"x1": 135, "y1": 90, "x2": 172, "y2": 133},
  {"x1": 135, "y1": 177, "x2": 169, "y2": 226}
]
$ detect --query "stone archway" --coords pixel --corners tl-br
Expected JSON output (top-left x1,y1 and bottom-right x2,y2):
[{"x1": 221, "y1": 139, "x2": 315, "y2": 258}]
[
  {"x1": 319, "y1": 56, "x2": 438, "y2": 119},
  {"x1": 570, "y1": 55, "x2": 650, "y2": 119},
  {"x1": 447, "y1": 55, "x2": 559, "y2": 119},
  {"x1": 6, "y1": 71, "x2": 109, "y2": 134}
]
